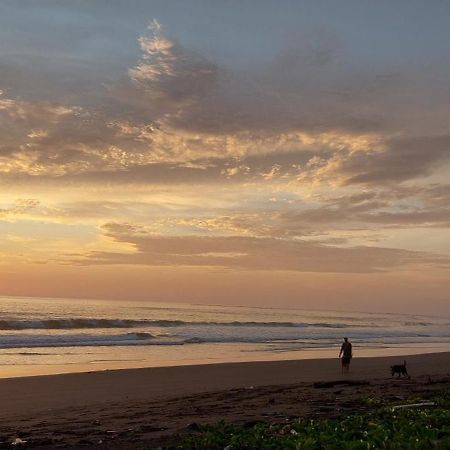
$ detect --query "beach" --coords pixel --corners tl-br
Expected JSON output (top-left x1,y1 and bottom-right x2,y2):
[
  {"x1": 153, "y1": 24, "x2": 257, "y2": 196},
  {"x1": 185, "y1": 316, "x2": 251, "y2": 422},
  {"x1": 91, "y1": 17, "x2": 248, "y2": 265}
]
[
  {"x1": 3, "y1": 2, "x2": 450, "y2": 447},
  {"x1": 0, "y1": 352, "x2": 449, "y2": 448}
]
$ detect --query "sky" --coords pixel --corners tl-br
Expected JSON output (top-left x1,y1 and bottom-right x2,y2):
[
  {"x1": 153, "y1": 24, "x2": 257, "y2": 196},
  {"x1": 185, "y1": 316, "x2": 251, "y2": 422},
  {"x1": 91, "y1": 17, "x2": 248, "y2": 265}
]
[{"x1": 0, "y1": 0, "x2": 449, "y2": 315}]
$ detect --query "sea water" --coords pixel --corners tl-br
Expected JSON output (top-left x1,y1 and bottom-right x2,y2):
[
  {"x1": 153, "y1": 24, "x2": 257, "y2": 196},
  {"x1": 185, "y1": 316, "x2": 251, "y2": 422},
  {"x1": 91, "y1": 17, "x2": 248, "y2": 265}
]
[{"x1": 0, "y1": 296, "x2": 449, "y2": 377}]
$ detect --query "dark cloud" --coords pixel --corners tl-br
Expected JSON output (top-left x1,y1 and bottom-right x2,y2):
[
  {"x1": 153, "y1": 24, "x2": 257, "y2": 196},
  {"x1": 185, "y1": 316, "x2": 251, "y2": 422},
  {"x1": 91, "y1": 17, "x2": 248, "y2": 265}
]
[
  {"x1": 360, "y1": 209, "x2": 450, "y2": 227},
  {"x1": 0, "y1": 18, "x2": 449, "y2": 190},
  {"x1": 342, "y1": 135, "x2": 450, "y2": 185},
  {"x1": 274, "y1": 185, "x2": 450, "y2": 231},
  {"x1": 420, "y1": 184, "x2": 450, "y2": 208},
  {"x1": 129, "y1": 20, "x2": 218, "y2": 103}
]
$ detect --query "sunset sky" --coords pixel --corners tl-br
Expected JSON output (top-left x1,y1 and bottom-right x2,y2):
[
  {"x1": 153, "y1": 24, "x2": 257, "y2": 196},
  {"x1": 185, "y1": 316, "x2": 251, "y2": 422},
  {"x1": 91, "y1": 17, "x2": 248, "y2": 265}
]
[{"x1": 1, "y1": 0, "x2": 449, "y2": 314}]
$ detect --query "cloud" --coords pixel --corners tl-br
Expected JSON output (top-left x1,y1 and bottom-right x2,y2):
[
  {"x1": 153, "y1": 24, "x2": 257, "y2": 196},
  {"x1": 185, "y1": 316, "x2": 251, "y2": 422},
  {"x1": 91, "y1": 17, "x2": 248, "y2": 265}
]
[
  {"x1": 278, "y1": 186, "x2": 450, "y2": 230},
  {"x1": 70, "y1": 221, "x2": 450, "y2": 273},
  {"x1": 0, "y1": 198, "x2": 41, "y2": 218},
  {"x1": 0, "y1": 19, "x2": 449, "y2": 192},
  {"x1": 360, "y1": 209, "x2": 450, "y2": 227},
  {"x1": 340, "y1": 135, "x2": 450, "y2": 185},
  {"x1": 129, "y1": 19, "x2": 218, "y2": 102},
  {"x1": 0, "y1": 83, "x2": 382, "y2": 180},
  {"x1": 292, "y1": 134, "x2": 450, "y2": 188}
]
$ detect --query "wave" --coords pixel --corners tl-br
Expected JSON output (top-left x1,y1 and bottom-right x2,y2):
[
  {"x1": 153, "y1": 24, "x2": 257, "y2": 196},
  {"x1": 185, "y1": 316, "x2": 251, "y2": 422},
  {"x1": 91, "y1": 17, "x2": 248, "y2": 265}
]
[
  {"x1": 0, "y1": 318, "x2": 358, "y2": 330},
  {"x1": 0, "y1": 319, "x2": 153, "y2": 330},
  {"x1": 0, "y1": 332, "x2": 163, "y2": 349},
  {"x1": 0, "y1": 318, "x2": 443, "y2": 331},
  {"x1": 0, "y1": 329, "x2": 448, "y2": 350}
]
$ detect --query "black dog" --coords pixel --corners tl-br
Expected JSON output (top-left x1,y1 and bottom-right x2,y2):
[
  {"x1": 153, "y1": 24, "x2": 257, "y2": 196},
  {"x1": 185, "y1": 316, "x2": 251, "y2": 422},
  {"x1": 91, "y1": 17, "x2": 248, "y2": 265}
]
[{"x1": 390, "y1": 360, "x2": 410, "y2": 378}]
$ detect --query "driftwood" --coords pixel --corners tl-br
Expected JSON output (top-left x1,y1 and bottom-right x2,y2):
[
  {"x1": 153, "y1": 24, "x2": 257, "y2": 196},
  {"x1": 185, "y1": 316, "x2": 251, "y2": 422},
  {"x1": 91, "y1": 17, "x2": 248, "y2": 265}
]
[
  {"x1": 313, "y1": 380, "x2": 370, "y2": 389},
  {"x1": 392, "y1": 402, "x2": 436, "y2": 410}
]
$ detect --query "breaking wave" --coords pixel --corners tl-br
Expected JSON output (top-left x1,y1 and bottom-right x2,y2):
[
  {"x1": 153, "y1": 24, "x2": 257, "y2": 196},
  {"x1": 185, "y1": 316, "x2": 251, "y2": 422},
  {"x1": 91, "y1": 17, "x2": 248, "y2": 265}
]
[
  {"x1": 0, "y1": 328, "x2": 447, "y2": 349},
  {"x1": 0, "y1": 318, "x2": 355, "y2": 330},
  {"x1": 0, "y1": 332, "x2": 162, "y2": 349}
]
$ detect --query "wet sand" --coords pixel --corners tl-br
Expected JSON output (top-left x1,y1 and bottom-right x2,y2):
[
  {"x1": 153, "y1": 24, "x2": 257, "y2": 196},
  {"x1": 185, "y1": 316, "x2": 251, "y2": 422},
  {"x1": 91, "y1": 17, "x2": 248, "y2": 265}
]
[{"x1": 0, "y1": 352, "x2": 449, "y2": 448}]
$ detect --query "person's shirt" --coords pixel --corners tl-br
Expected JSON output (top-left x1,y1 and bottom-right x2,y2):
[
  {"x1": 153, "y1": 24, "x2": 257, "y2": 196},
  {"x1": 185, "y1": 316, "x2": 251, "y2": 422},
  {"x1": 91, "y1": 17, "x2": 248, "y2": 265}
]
[{"x1": 341, "y1": 342, "x2": 352, "y2": 357}]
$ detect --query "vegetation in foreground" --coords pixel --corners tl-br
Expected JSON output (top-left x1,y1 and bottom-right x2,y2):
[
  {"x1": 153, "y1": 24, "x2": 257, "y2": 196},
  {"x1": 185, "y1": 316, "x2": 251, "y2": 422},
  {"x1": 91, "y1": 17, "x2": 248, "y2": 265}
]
[{"x1": 168, "y1": 391, "x2": 450, "y2": 450}]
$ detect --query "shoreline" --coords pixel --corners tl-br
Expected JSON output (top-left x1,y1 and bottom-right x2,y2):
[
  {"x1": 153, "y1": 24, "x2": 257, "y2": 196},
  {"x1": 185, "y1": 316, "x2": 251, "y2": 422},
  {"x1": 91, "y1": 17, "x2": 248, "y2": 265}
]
[{"x1": 1, "y1": 343, "x2": 449, "y2": 380}]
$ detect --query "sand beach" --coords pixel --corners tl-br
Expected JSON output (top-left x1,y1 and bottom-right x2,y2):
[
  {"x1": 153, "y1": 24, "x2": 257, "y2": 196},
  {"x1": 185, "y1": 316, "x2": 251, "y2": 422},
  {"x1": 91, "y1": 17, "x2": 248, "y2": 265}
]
[{"x1": 0, "y1": 351, "x2": 448, "y2": 448}]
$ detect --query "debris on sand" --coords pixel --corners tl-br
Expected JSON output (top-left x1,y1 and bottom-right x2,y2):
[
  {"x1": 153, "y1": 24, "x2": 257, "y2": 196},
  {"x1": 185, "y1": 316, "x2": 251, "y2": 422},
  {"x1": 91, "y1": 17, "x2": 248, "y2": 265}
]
[{"x1": 392, "y1": 402, "x2": 435, "y2": 410}]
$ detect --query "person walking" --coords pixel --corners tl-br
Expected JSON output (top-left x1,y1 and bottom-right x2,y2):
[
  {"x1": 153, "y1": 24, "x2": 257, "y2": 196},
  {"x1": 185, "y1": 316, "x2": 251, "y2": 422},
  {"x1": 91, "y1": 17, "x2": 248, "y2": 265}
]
[{"x1": 339, "y1": 337, "x2": 352, "y2": 374}]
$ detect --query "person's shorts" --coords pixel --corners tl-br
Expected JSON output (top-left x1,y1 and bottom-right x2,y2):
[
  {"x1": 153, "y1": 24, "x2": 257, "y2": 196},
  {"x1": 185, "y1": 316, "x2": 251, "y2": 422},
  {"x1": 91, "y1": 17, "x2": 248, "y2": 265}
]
[{"x1": 341, "y1": 356, "x2": 351, "y2": 365}]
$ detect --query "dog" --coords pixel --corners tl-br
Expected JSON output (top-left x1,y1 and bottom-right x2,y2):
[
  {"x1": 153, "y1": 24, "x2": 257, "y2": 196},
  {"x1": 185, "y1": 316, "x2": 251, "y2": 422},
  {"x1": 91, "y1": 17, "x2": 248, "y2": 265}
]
[{"x1": 390, "y1": 360, "x2": 410, "y2": 378}]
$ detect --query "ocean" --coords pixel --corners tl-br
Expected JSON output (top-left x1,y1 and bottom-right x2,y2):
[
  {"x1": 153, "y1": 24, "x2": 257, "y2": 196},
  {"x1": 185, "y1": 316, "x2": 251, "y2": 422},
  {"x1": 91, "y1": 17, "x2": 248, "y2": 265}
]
[{"x1": 0, "y1": 296, "x2": 449, "y2": 377}]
